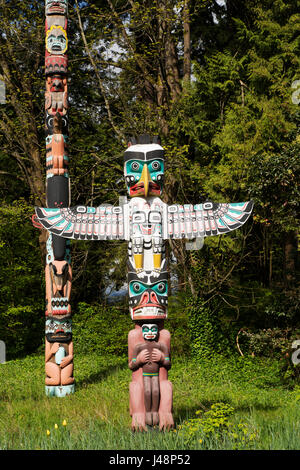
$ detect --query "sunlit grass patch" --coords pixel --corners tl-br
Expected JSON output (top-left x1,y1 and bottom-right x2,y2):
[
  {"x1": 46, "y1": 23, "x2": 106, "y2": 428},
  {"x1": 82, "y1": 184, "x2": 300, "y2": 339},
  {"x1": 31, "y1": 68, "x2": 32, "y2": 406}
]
[{"x1": 0, "y1": 352, "x2": 299, "y2": 450}]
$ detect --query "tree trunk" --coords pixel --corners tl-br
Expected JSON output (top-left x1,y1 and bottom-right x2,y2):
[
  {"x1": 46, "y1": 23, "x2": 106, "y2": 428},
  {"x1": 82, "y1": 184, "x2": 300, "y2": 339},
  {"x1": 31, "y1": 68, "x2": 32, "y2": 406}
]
[
  {"x1": 284, "y1": 230, "x2": 298, "y2": 288},
  {"x1": 183, "y1": 0, "x2": 191, "y2": 82}
]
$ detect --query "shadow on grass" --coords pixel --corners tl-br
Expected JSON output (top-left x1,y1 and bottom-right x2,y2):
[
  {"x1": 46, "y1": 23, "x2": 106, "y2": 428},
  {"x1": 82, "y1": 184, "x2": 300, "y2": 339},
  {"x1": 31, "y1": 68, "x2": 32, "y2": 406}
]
[{"x1": 75, "y1": 362, "x2": 128, "y2": 390}]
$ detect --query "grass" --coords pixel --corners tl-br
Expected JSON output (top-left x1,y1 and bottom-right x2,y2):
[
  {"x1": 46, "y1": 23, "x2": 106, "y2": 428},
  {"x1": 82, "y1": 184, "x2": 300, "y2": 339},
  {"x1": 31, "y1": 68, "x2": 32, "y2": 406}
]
[{"x1": 0, "y1": 352, "x2": 299, "y2": 450}]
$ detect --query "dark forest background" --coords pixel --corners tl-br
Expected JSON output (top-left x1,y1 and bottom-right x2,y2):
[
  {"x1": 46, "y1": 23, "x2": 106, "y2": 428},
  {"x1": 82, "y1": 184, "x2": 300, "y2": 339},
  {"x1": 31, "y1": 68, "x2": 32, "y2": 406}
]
[{"x1": 0, "y1": 0, "x2": 299, "y2": 372}]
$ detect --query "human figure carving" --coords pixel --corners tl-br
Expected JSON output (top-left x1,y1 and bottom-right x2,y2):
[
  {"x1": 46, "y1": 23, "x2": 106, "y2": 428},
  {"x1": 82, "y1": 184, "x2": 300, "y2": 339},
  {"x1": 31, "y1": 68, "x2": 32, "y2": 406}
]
[
  {"x1": 128, "y1": 323, "x2": 173, "y2": 431},
  {"x1": 129, "y1": 323, "x2": 171, "y2": 427},
  {"x1": 45, "y1": 339, "x2": 74, "y2": 386}
]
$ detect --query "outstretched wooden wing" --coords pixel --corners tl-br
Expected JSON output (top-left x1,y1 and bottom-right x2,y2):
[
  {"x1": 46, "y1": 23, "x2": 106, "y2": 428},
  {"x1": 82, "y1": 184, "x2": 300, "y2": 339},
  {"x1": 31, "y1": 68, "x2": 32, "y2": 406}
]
[
  {"x1": 35, "y1": 205, "x2": 127, "y2": 240},
  {"x1": 165, "y1": 201, "x2": 253, "y2": 239}
]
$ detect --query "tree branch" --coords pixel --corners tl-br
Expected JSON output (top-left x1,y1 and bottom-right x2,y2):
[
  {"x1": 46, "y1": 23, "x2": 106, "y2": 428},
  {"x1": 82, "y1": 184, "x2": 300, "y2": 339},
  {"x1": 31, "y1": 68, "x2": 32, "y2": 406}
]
[{"x1": 75, "y1": 0, "x2": 126, "y2": 144}]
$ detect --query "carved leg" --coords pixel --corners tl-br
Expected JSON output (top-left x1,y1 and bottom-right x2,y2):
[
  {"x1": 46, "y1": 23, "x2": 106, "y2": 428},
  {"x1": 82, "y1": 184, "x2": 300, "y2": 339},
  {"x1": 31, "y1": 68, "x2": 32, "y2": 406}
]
[
  {"x1": 129, "y1": 381, "x2": 147, "y2": 432},
  {"x1": 159, "y1": 380, "x2": 174, "y2": 431},
  {"x1": 151, "y1": 376, "x2": 160, "y2": 426},
  {"x1": 143, "y1": 376, "x2": 152, "y2": 426},
  {"x1": 61, "y1": 363, "x2": 74, "y2": 385},
  {"x1": 45, "y1": 362, "x2": 61, "y2": 385}
]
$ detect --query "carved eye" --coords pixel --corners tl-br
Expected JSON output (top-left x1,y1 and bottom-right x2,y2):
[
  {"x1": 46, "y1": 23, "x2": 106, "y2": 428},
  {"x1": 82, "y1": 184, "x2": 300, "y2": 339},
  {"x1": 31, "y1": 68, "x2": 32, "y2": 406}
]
[
  {"x1": 149, "y1": 211, "x2": 161, "y2": 223},
  {"x1": 157, "y1": 282, "x2": 166, "y2": 292},
  {"x1": 151, "y1": 161, "x2": 161, "y2": 171},
  {"x1": 131, "y1": 162, "x2": 140, "y2": 171},
  {"x1": 133, "y1": 283, "x2": 141, "y2": 293},
  {"x1": 132, "y1": 212, "x2": 146, "y2": 223}
]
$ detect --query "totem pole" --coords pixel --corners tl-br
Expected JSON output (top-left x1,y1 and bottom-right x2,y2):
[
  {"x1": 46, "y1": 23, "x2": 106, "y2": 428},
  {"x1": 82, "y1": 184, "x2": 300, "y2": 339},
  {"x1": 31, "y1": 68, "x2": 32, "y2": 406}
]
[
  {"x1": 35, "y1": 134, "x2": 253, "y2": 428},
  {"x1": 43, "y1": 0, "x2": 74, "y2": 398}
]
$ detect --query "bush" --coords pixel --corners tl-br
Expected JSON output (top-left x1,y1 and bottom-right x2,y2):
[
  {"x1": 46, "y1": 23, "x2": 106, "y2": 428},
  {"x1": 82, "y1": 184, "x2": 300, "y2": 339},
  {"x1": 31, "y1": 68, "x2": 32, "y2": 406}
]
[
  {"x1": 72, "y1": 302, "x2": 133, "y2": 356},
  {"x1": 177, "y1": 402, "x2": 259, "y2": 449},
  {"x1": 187, "y1": 296, "x2": 231, "y2": 360}
]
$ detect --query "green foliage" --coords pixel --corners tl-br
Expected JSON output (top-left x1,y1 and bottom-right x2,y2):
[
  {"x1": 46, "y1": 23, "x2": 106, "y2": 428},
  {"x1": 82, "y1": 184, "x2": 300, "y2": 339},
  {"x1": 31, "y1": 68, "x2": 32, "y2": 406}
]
[
  {"x1": 187, "y1": 296, "x2": 231, "y2": 360},
  {"x1": 73, "y1": 295, "x2": 192, "y2": 357},
  {"x1": 249, "y1": 144, "x2": 300, "y2": 231},
  {"x1": 177, "y1": 402, "x2": 259, "y2": 449},
  {"x1": 0, "y1": 200, "x2": 44, "y2": 358},
  {"x1": 165, "y1": 293, "x2": 191, "y2": 356},
  {"x1": 239, "y1": 327, "x2": 299, "y2": 358},
  {"x1": 72, "y1": 302, "x2": 132, "y2": 356}
]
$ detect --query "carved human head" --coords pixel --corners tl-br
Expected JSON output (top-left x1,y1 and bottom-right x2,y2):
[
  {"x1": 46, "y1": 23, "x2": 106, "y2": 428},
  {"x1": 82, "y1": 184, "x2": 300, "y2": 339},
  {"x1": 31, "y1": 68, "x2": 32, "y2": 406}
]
[
  {"x1": 141, "y1": 324, "x2": 159, "y2": 341},
  {"x1": 46, "y1": 25, "x2": 68, "y2": 55}
]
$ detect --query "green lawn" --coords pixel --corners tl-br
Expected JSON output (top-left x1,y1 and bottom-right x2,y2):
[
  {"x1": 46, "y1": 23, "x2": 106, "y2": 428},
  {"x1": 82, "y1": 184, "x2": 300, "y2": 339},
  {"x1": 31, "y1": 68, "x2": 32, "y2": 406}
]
[{"x1": 0, "y1": 353, "x2": 299, "y2": 450}]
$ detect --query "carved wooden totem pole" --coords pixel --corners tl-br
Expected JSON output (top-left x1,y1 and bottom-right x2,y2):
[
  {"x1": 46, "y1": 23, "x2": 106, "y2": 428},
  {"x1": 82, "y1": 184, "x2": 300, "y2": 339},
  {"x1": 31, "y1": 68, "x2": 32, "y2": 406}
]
[
  {"x1": 35, "y1": 131, "x2": 253, "y2": 427},
  {"x1": 42, "y1": 0, "x2": 74, "y2": 398}
]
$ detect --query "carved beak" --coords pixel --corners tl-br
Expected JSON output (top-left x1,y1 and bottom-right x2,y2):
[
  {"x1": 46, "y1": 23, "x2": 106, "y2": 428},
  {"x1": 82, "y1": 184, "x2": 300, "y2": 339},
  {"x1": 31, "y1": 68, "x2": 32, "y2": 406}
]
[{"x1": 138, "y1": 164, "x2": 151, "y2": 197}]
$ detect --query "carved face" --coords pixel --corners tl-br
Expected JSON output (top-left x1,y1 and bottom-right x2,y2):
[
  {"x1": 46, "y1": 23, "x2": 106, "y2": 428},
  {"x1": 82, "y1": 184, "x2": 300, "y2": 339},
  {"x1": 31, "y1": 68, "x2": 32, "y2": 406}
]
[
  {"x1": 45, "y1": 111, "x2": 69, "y2": 136},
  {"x1": 47, "y1": 75, "x2": 66, "y2": 93},
  {"x1": 46, "y1": 0, "x2": 68, "y2": 16},
  {"x1": 45, "y1": 316, "x2": 72, "y2": 343},
  {"x1": 46, "y1": 25, "x2": 68, "y2": 54},
  {"x1": 142, "y1": 324, "x2": 159, "y2": 341},
  {"x1": 50, "y1": 261, "x2": 69, "y2": 291},
  {"x1": 128, "y1": 261, "x2": 168, "y2": 320},
  {"x1": 124, "y1": 144, "x2": 164, "y2": 197}
]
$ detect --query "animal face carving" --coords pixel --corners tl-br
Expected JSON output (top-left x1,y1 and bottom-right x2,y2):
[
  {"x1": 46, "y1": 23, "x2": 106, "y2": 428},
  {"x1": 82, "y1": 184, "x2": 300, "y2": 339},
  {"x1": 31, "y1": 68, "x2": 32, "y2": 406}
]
[
  {"x1": 50, "y1": 260, "x2": 69, "y2": 291},
  {"x1": 124, "y1": 144, "x2": 164, "y2": 197},
  {"x1": 45, "y1": 76, "x2": 68, "y2": 116},
  {"x1": 46, "y1": 0, "x2": 68, "y2": 16},
  {"x1": 45, "y1": 111, "x2": 69, "y2": 136},
  {"x1": 45, "y1": 316, "x2": 72, "y2": 343},
  {"x1": 128, "y1": 262, "x2": 168, "y2": 320},
  {"x1": 47, "y1": 75, "x2": 66, "y2": 93}
]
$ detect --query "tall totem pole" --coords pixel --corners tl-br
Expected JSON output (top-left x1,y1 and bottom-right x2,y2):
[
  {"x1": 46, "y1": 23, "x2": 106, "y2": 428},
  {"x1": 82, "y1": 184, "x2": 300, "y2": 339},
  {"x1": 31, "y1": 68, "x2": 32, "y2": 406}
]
[{"x1": 43, "y1": 0, "x2": 74, "y2": 398}]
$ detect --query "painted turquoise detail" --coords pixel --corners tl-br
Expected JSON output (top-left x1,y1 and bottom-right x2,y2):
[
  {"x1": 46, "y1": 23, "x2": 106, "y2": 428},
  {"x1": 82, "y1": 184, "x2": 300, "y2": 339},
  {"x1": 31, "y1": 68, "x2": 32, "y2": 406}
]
[
  {"x1": 45, "y1": 385, "x2": 75, "y2": 398},
  {"x1": 129, "y1": 280, "x2": 168, "y2": 296},
  {"x1": 45, "y1": 208, "x2": 59, "y2": 213},
  {"x1": 228, "y1": 209, "x2": 243, "y2": 215},
  {"x1": 126, "y1": 159, "x2": 164, "y2": 181}
]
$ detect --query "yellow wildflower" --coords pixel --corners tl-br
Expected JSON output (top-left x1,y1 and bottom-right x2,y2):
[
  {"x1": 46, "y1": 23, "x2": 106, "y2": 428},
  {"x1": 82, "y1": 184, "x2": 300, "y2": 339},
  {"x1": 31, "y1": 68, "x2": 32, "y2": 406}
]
[
  {"x1": 46, "y1": 430, "x2": 50, "y2": 436},
  {"x1": 62, "y1": 419, "x2": 67, "y2": 426}
]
